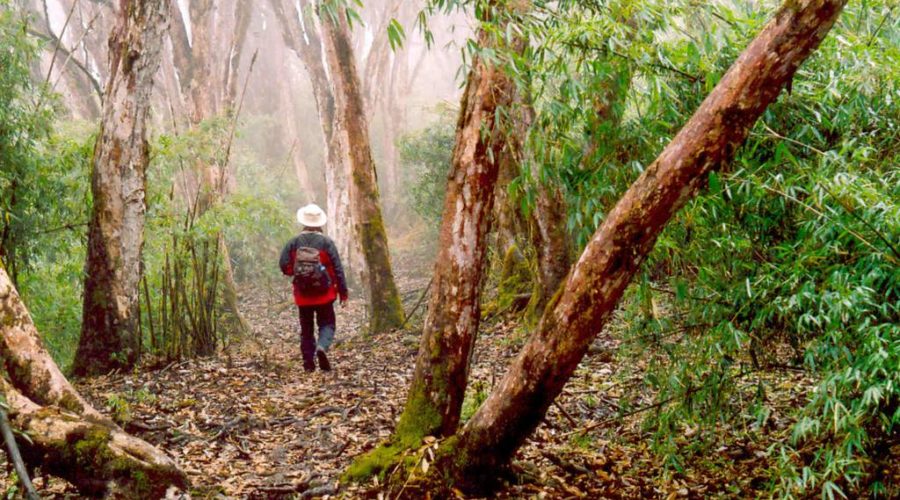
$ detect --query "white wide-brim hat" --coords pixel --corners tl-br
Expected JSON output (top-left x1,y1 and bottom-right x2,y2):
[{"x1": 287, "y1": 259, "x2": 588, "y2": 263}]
[{"x1": 297, "y1": 204, "x2": 327, "y2": 227}]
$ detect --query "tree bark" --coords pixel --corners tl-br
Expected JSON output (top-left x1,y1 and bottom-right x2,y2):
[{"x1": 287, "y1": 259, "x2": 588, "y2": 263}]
[
  {"x1": 1, "y1": 267, "x2": 189, "y2": 496},
  {"x1": 389, "y1": 2, "x2": 519, "y2": 445},
  {"x1": 319, "y1": 6, "x2": 405, "y2": 333},
  {"x1": 74, "y1": 0, "x2": 170, "y2": 376},
  {"x1": 434, "y1": 0, "x2": 848, "y2": 492},
  {"x1": 269, "y1": 0, "x2": 356, "y2": 284}
]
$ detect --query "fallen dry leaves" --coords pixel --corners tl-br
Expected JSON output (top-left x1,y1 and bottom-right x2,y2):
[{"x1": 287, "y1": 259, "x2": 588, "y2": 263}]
[{"x1": 3, "y1": 259, "x2": 896, "y2": 499}]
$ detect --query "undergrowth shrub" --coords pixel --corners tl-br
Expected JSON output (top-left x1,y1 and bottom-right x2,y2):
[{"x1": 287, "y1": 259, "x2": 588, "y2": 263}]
[
  {"x1": 398, "y1": 109, "x2": 455, "y2": 228},
  {"x1": 501, "y1": 0, "x2": 900, "y2": 496}
]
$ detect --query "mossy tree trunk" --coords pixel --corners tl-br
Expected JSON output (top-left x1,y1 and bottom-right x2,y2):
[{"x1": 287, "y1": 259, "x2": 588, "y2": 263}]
[
  {"x1": 74, "y1": 0, "x2": 170, "y2": 376},
  {"x1": 503, "y1": 84, "x2": 573, "y2": 317},
  {"x1": 1, "y1": 267, "x2": 189, "y2": 496},
  {"x1": 351, "y1": 3, "x2": 525, "y2": 469},
  {"x1": 429, "y1": 0, "x2": 848, "y2": 492},
  {"x1": 319, "y1": 6, "x2": 405, "y2": 333}
]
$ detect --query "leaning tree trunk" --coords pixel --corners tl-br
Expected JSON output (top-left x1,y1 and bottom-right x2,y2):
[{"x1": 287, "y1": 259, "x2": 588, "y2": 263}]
[
  {"x1": 319, "y1": 7, "x2": 405, "y2": 333},
  {"x1": 74, "y1": 0, "x2": 170, "y2": 376},
  {"x1": 433, "y1": 0, "x2": 848, "y2": 492},
  {"x1": 1, "y1": 267, "x2": 189, "y2": 496}
]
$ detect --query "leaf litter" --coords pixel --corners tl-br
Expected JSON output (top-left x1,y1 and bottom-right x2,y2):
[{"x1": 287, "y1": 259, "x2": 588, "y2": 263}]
[{"x1": 0, "y1": 260, "x2": 864, "y2": 499}]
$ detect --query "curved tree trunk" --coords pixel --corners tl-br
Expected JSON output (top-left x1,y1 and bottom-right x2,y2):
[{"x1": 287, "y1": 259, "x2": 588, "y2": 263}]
[
  {"x1": 433, "y1": 0, "x2": 848, "y2": 492},
  {"x1": 74, "y1": 0, "x2": 170, "y2": 376},
  {"x1": 319, "y1": 6, "x2": 405, "y2": 333},
  {"x1": 1, "y1": 267, "x2": 189, "y2": 496}
]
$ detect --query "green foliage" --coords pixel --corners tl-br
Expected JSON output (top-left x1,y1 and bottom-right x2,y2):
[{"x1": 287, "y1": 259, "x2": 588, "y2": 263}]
[
  {"x1": 0, "y1": 3, "x2": 60, "y2": 282},
  {"x1": 105, "y1": 393, "x2": 132, "y2": 425},
  {"x1": 140, "y1": 117, "x2": 297, "y2": 360},
  {"x1": 460, "y1": 379, "x2": 489, "y2": 423},
  {"x1": 592, "y1": 3, "x2": 900, "y2": 497},
  {"x1": 0, "y1": 4, "x2": 93, "y2": 370},
  {"x1": 399, "y1": 110, "x2": 456, "y2": 226},
  {"x1": 434, "y1": 0, "x2": 900, "y2": 496},
  {"x1": 14, "y1": 127, "x2": 93, "y2": 371}
]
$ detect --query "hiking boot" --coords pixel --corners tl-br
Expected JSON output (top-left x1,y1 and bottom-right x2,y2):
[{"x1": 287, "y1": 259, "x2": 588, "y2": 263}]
[
  {"x1": 303, "y1": 361, "x2": 315, "y2": 372},
  {"x1": 316, "y1": 347, "x2": 331, "y2": 372}
]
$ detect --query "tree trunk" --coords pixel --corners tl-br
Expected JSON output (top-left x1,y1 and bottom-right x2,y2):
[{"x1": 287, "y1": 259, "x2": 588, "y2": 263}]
[
  {"x1": 319, "y1": 6, "x2": 405, "y2": 333},
  {"x1": 74, "y1": 0, "x2": 170, "y2": 376},
  {"x1": 225, "y1": 0, "x2": 252, "y2": 108},
  {"x1": 491, "y1": 86, "x2": 572, "y2": 317},
  {"x1": 435, "y1": 0, "x2": 848, "y2": 492},
  {"x1": 530, "y1": 52, "x2": 632, "y2": 315},
  {"x1": 1, "y1": 267, "x2": 189, "y2": 496},
  {"x1": 385, "y1": 2, "x2": 520, "y2": 449},
  {"x1": 276, "y1": 61, "x2": 317, "y2": 201},
  {"x1": 168, "y1": 0, "x2": 250, "y2": 337},
  {"x1": 270, "y1": 0, "x2": 356, "y2": 284}
]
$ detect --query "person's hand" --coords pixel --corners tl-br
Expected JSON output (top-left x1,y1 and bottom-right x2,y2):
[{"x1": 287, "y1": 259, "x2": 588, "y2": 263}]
[{"x1": 340, "y1": 293, "x2": 348, "y2": 307}]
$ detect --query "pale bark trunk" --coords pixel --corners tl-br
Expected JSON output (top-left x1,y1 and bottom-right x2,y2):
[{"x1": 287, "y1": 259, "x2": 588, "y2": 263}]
[
  {"x1": 225, "y1": 0, "x2": 252, "y2": 108},
  {"x1": 320, "y1": 7, "x2": 405, "y2": 333},
  {"x1": 391, "y1": 8, "x2": 518, "y2": 444},
  {"x1": 436, "y1": 0, "x2": 848, "y2": 492},
  {"x1": 276, "y1": 62, "x2": 317, "y2": 200},
  {"x1": 1, "y1": 267, "x2": 189, "y2": 496},
  {"x1": 270, "y1": 0, "x2": 356, "y2": 283},
  {"x1": 74, "y1": 0, "x2": 170, "y2": 376}
]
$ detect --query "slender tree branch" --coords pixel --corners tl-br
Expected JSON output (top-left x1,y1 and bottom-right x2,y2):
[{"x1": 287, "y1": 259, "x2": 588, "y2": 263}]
[
  {"x1": 867, "y1": 6, "x2": 895, "y2": 47},
  {"x1": 28, "y1": 29, "x2": 103, "y2": 100},
  {"x1": 40, "y1": 0, "x2": 79, "y2": 95},
  {"x1": 0, "y1": 400, "x2": 41, "y2": 500},
  {"x1": 217, "y1": 50, "x2": 259, "y2": 195}
]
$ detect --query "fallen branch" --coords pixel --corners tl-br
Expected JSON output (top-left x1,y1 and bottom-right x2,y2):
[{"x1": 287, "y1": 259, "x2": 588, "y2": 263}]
[{"x1": 400, "y1": 276, "x2": 434, "y2": 329}]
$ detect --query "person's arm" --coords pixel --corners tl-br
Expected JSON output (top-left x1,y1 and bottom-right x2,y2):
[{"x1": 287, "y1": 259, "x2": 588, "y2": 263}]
[
  {"x1": 279, "y1": 238, "x2": 295, "y2": 276},
  {"x1": 325, "y1": 239, "x2": 349, "y2": 299}
]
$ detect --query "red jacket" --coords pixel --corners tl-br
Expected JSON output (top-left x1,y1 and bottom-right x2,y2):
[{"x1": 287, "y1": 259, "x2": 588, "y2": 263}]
[{"x1": 279, "y1": 232, "x2": 348, "y2": 306}]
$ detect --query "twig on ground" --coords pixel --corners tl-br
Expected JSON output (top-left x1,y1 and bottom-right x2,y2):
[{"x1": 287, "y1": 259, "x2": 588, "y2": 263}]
[
  {"x1": 401, "y1": 276, "x2": 434, "y2": 329},
  {"x1": 553, "y1": 401, "x2": 578, "y2": 427}
]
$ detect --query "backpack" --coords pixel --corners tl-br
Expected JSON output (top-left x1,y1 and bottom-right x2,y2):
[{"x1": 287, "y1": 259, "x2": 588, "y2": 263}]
[{"x1": 293, "y1": 246, "x2": 332, "y2": 295}]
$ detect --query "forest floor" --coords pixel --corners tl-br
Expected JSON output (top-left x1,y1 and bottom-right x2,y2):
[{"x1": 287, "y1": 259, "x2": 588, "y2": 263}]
[{"x1": 4, "y1": 242, "x2": 825, "y2": 499}]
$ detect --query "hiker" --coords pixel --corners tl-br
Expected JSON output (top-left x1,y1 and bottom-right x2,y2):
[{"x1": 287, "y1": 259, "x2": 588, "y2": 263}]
[{"x1": 279, "y1": 204, "x2": 348, "y2": 372}]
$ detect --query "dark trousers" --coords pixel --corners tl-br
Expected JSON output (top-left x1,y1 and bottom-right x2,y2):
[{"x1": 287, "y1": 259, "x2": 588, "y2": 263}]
[{"x1": 298, "y1": 302, "x2": 336, "y2": 366}]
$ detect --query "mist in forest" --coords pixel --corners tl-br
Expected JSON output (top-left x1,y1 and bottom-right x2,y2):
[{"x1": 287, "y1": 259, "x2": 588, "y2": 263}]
[
  {"x1": 4, "y1": 0, "x2": 899, "y2": 497},
  {"x1": 37, "y1": 0, "x2": 469, "y2": 229}
]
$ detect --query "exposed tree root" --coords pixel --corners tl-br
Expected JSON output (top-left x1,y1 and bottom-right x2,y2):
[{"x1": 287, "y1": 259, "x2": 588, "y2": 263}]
[{"x1": 1, "y1": 268, "x2": 189, "y2": 497}]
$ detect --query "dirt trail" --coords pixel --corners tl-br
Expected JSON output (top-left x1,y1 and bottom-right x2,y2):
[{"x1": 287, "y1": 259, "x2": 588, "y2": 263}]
[
  {"x1": 3, "y1": 258, "x2": 800, "y2": 498},
  {"x1": 69, "y1": 274, "x2": 428, "y2": 498}
]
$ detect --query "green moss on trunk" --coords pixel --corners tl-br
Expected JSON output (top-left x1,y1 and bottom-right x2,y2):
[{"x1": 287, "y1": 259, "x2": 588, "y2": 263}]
[
  {"x1": 345, "y1": 384, "x2": 444, "y2": 483},
  {"x1": 48, "y1": 426, "x2": 188, "y2": 498}
]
